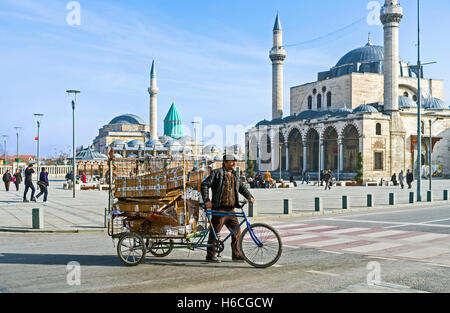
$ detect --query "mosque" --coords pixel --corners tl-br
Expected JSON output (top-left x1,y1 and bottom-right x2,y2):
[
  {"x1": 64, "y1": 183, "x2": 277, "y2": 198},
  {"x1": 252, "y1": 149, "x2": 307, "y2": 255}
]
[
  {"x1": 92, "y1": 61, "x2": 242, "y2": 161},
  {"x1": 92, "y1": 61, "x2": 197, "y2": 159},
  {"x1": 245, "y1": 0, "x2": 450, "y2": 181}
]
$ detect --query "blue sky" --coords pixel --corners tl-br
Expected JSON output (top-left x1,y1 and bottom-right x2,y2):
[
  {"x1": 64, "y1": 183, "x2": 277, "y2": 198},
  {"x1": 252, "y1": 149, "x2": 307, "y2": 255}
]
[{"x1": 0, "y1": 0, "x2": 449, "y2": 157}]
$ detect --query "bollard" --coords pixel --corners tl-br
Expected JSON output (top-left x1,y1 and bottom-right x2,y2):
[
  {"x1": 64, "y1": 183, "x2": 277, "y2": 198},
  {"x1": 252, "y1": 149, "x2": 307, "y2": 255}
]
[
  {"x1": 248, "y1": 201, "x2": 257, "y2": 217},
  {"x1": 367, "y1": 194, "x2": 373, "y2": 207},
  {"x1": 427, "y1": 191, "x2": 433, "y2": 202},
  {"x1": 315, "y1": 197, "x2": 322, "y2": 212},
  {"x1": 409, "y1": 192, "x2": 415, "y2": 203},
  {"x1": 389, "y1": 193, "x2": 395, "y2": 205},
  {"x1": 342, "y1": 196, "x2": 349, "y2": 210},
  {"x1": 444, "y1": 190, "x2": 448, "y2": 201},
  {"x1": 32, "y1": 208, "x2": 44, "y2": 229},
  {"x1": 283, "y1": 199, "x2": 291, "y2": 215}
]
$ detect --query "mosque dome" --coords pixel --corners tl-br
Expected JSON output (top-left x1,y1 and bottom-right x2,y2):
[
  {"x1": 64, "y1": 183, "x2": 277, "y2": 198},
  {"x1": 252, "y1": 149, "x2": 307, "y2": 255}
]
[
  {"x1": 110, "y1": 140, "x2": 126, "y2": 147},
  {"x1": 353, "y1": 104, "x2": 378, "y2": 114},
  {"x1": 109, "y1": 114, "x2": 146, "y2": 126},
  {"x1": 336, "y1": 42, "x2": 384, "y2": 67},
  {"x1": 127, "y1": 140, "x2": 145, "y2": 147},
  {"x1": 398, "y1": 96, "x2": 417, "y2": 109},
  {"x1": 256, "y1": 119, "x2": 271, "y2": 127},
  {"x1": 423, "y1": 97, "x2": 448, "y2": 110}
]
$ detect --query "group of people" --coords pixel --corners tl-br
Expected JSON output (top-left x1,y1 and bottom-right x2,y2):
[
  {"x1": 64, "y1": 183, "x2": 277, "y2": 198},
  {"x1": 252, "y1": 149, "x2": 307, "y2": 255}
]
[
  {"x1": 1, "y1": 164, "x2": 49, "y2": 202},
  {"x1": 2, "y1": 169, "x2": 22, "y2": 191},
  {"x1": 247, "y1": 171, "x2": 276, "y2": 189},
  {"x1": 391, "y1": 169, "x2": 414, "y2": 189}
]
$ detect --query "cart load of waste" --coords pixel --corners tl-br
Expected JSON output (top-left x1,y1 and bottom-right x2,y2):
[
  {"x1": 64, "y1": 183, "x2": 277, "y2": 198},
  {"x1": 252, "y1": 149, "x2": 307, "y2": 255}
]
[{"x1": 109, "y1": 150, "x2": 207, "y2": 238}]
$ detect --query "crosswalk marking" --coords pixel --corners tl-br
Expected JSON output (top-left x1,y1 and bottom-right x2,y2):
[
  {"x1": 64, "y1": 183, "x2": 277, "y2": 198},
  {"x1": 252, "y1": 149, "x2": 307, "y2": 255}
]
[
  {"x1": 360, "y1": 230, "x2": 408, "y2": 238},
  {"x1": 321, "y1": 227, "x2": 369, "y2": 234},
  {"x1": 291, "y1": 225, "x2": 336, "y2": 232},
  {"x1": 282, "y1": 234, "x2": 319, "y2": 242},
  {"x1": 401, "y1": 233, "x2": 449, "y2": 243},
  {"x1": 343, "y1": 242, "x2": 403, "y2": 253},
  {"x1": 302, "y1": 238, "x2": 358, "y2": 248}
]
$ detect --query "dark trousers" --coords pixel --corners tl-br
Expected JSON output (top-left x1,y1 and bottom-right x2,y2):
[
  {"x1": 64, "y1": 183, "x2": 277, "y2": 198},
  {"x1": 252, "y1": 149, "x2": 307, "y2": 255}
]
[
  {"x1": 207, "y1": 207, "x2": 241, "y2": 259},
  {"x1": 325, "y1": 180, "x2": 331, "y2": 190},
  {"x1": 14, "y1": 183, "x2": 20, "y2": 191},
  {"x1": 4, "y1": 182, "x2": 10, "y2": 191},
  {"x1": 24, "y1": 183, "x2": 35, "y2": 200},
  {"x1": 36, "y1": 185, "x2": 48, "y2": 202}
]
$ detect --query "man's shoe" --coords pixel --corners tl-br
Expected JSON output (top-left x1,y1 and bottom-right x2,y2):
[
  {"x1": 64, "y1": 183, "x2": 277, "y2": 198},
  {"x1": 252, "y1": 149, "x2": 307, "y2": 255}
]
[
  {"x1": 232, "y1": 256, "x2": 245, "y2": 262},
  {"x1": 23, "y1": 199, "x2": 29, "y2": 203},
  {"x1": 31, "y1": 198, "x2": 37, "y2": 202},
  {"x1": 206, "y1": 256, "x2": 221, "y2": 263}
]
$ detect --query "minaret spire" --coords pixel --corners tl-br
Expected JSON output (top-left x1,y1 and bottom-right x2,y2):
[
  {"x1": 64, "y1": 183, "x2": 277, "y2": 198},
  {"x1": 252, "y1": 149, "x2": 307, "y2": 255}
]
[
  {"x1": 269, "y1": 13, "x2": 286, "y2": 120},
  {"x1": 148, "y1": 60, "x2": 159, "y2": 140}
]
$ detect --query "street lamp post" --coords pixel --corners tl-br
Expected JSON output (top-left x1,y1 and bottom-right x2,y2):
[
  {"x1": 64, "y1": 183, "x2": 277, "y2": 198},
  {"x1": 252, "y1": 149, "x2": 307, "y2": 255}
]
[
  {"x1": 34, "y1": 114, "x2": 44, "y2": 182},
  {"x1": 14, "y1": 127, "x2": 22, "y2": 172},
  {"x1": 416, "y1": 0, "x2": 422, "y2": 202},
  {"x1": 66, "y1": 90, "x2": 80, "y2": 198},
  {"x1": 1, "y1": 135, "x2": 7, "y2": 165},
  {"x1": 428, "y1": 118, "x2": 443, "y2": 191}
]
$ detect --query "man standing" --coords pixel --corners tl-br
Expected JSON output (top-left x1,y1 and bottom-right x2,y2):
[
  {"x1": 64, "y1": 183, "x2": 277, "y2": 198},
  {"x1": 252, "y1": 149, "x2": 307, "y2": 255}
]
[
  {"x1": 201, "y1": 154, "x2": 255, "y2": 263},
  {"x1": 406, "y1": 169, "x2": 414, "y2": 189},
  {"x1": 2, "y1": 170, "x2": 12, "y2": 191},
  {"x1": 23, "y1": 164, "x2": 36, "y2": 202},
  {"x1": 398, "y1": 170, "x2": 405, "y2": 189}
]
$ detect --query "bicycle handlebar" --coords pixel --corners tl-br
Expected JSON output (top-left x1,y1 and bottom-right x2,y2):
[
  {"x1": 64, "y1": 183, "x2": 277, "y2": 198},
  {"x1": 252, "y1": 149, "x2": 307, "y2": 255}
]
[{"x1": 199, "y1": 199, "x2": 249, "y2": 210}]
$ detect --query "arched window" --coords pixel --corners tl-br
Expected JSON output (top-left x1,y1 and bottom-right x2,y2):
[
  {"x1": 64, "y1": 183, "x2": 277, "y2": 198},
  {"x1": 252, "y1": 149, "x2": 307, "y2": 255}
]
[
  {"x1": 308, "y1": 96, "x2": 312, "y2": 110},
  {"x1": 376, "y1": 123, "x2": 382, "y2": 135},
  {"x1": 413, "y1": 95, "x2": 418, "y2": 102},
  {"x1": 327, "y1": 92, "x2": 332, "y2": 107},
  {"x1": 421, "y1": 121, "x2": 424, "y2": 134},
  {"x1": 403, "y1": 91, "x2": 409, "y2": 98},
  {"x1": 317, "y1": 94, "x2": 322, "y2": 109}
]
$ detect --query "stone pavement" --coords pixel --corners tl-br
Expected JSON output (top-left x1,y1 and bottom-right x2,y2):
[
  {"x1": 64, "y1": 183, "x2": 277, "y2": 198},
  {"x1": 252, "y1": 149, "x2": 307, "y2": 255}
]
[{"x1": 0, "y1": 179, "x2": 448, "y2": 232}]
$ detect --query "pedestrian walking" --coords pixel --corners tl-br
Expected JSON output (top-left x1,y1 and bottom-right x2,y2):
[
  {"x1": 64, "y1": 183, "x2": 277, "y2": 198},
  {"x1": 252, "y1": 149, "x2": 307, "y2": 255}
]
[
  {"x1": 23, "y1": 164, "x2": 36, "y2": 202},
  {"x1": 263, "y1": 171, "x2": 271, "y2": 189},
  {"x1": 320, "y1": 170, "x2": 325, "y2": 186},
  {"x1": 391, "y1": 173, "x2": 398, "y2": 186},
  {"x1": 13, "y1": 169, "x2": 22, "y2": 191},
  {"x1": 201, "y1": 154, "x2": 255, "y2": 263},
  {"x1": 2, "y1": 170, "x2": 12, "y2": 191},
  {"x1": 398, "y1": 170, "x2": 405, "y2": 189},
  {"x1": 81, "y1": 172, "x2": 87, "y2": 184},
  {"x1": 406, "y1": 169, "x2": 414, "y2": 189},
  {"x1": 35, "y1": 167, "x2": 49, "y2": 202},
  {"x1": 324, "y1": 170, "x2": 332, "y2": 190}
]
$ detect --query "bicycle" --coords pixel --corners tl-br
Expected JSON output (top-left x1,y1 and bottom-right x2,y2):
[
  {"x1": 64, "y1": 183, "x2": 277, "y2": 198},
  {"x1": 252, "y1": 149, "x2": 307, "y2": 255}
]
[{"x1": 114, "y1": 200, "x2": 283, "y2": 268}]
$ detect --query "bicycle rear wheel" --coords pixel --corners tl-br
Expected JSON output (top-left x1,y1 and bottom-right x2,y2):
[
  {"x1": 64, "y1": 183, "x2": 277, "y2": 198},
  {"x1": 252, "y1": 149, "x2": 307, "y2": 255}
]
[{"x1": 239, "y1": 223, "x2": 282, "y2": 268}]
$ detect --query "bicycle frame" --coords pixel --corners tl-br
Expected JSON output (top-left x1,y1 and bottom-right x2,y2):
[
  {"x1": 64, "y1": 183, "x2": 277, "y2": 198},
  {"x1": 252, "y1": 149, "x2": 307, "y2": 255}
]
[{"x1": 188, "y1": 208, "x2": 263, "y2": 250}]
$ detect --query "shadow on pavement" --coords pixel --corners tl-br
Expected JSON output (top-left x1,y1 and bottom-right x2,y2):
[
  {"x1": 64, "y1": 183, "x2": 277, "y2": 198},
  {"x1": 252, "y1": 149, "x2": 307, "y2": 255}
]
[
  {"x1": 0, "y1": 253, "x2": 121, "y2": 267},
  {"x1": 0, "y1": 253, "x2": 253, "y2": 269}
]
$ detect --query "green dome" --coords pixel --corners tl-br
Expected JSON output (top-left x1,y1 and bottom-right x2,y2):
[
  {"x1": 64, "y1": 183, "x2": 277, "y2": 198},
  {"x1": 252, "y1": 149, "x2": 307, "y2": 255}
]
[{"x1": 164, "y1": 102, "x2": 183, "y2": 139}]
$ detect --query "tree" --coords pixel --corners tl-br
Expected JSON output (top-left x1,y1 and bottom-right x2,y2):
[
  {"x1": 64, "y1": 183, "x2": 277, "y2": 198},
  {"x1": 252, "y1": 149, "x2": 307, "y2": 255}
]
[
  {"x1": 246, "y1": 159, "x2": 255, "y2": 179},
  {"x1": 354, "y1": 152, "x2": 363, "y2": 183}
]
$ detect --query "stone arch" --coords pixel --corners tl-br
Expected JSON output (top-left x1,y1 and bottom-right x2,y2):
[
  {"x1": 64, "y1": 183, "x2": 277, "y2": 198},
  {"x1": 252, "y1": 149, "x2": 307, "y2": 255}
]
[
  {"x1": 287, "y1": 127, "x2": 303, "y2": 172},
  {"x1": 305, "y1": 128, "x2": 320, "y2": 172},
  {"x1": 322, "y1": 126, "x2": 339, "y2": 171},
  {"x1": 339, "y1": 122, "x2": 361, "y2": 139},
  {"x1": 341, "y1": 123, "x2": 360, "y2": 172}
]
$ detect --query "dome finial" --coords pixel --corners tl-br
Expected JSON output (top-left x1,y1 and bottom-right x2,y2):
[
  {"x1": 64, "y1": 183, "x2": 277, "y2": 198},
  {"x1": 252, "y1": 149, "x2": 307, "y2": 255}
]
[{"x1": 367, "y1": 32, "x2": 372, "y2": 46}]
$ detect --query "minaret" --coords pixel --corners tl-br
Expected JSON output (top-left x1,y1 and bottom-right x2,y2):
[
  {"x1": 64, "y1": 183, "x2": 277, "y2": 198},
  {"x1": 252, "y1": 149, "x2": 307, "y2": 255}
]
[
  {"x1": 148, "y1": 60, "x2": 159, "y2": 140},
  {"x1": 269, "y1": 14, "x2": 286, "y2": 120},
  {"x1": 381, "y1": 0, "x2": 405, "y2": 174},
  {"x1": 380, "y1": 0, "x2": 403, "y2": 113}
]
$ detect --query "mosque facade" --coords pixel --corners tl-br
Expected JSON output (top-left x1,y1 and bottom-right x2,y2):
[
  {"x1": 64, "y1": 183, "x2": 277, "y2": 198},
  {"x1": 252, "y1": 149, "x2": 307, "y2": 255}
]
[{"x1": 246, "y1": 1, "x2": 450, "y2": 181}]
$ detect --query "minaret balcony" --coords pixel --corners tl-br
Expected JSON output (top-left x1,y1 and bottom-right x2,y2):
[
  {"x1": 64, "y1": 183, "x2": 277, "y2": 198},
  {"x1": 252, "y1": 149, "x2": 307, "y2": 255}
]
[{"x1": 148, "y1": 87, "x2": 159, "y2": 95}]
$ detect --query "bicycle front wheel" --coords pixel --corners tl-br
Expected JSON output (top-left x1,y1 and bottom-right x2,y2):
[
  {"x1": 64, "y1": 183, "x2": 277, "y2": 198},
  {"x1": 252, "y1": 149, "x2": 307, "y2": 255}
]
[{"x1": 239, "y1": 223, "x2": 282, "y2": 268}]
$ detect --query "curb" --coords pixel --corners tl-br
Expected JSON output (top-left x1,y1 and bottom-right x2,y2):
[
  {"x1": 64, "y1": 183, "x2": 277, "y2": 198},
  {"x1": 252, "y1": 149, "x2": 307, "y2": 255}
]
[
  {"x1": 0, "y1": 201, "x2": 448, "y2": 233},
  {"x1": 0, "y1": 228, "x2": 108, "y2": 234},
  {"x1": 248, "y1": 200, "x2": 449, "y2": 222}
]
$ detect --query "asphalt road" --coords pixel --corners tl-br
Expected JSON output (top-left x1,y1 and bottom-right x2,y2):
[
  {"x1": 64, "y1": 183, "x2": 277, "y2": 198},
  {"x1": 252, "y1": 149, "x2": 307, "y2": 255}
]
[{"x1": 0, "y1": 203, "x2": 449, "y2": 293}]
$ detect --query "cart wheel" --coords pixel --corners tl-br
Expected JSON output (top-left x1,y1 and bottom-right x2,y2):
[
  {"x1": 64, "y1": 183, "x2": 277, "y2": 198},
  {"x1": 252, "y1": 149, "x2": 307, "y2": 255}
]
[
  {"x1": 239, "y1": 223, "x2": 282, "y2": 268},
  {"x1": 117, "y1": 233, "x2": 146, "y2": 266},
  {"x1": 149, "y1": 239, "x2": 174, "y2": 257}
]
